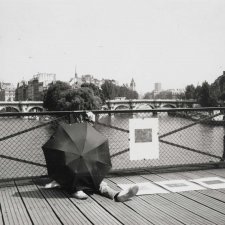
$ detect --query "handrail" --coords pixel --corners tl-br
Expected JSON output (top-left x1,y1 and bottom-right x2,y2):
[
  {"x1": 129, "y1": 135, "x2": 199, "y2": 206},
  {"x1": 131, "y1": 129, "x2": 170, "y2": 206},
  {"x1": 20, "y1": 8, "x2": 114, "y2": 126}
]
[{"x1": 0, "y1": 107, "x2": 225, "y2": 117}]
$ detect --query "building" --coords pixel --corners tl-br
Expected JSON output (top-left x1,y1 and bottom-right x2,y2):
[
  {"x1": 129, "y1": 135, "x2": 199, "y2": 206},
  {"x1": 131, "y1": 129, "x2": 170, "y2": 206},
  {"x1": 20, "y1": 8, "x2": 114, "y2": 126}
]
[
  {"x1": 130, "y1": 78, "x2": 136, "y2": 91},
  {"x1": 152, "y1": 82, "x2": 162, "y2": 98},
  {"x1": 153, "y1": 88, "x2": 185, "y2": 99},
  {"x1": 167, "y1": 89, "x2": 185, "y2": 99},
  {"x1": 69, "y1": 69, "x2": 83, "y2": 89},
  {"x1": 27, "y1": 78, "x2": 40, "y2": 101},
  {"x1": 16, "y1": 73, "x2": 56, "y2": 101},
  {"x1": 15, "y1": 80, "x2": 28, "y2": 101},
  {"x1": 69, "y1": 70, "x2": 111, "y2": 89},
  {"x1": 27, "y1": 73, "x2": 56, "y2": 101},
  {"x1": 0, "y1": 82, "x2": 15, "y2": 101},
  {"x1": 154, "y1": 82, "x2": 162, "y2": 92},
  {"x1": 81, "y1": 75, "x2": 105, "y2": 88},
  {"x1": 82, "y1": 74, "x2": 93, "y2": 83},
  {"x1": 33, "y1": 73, "x2": 56, "y2": 88}
]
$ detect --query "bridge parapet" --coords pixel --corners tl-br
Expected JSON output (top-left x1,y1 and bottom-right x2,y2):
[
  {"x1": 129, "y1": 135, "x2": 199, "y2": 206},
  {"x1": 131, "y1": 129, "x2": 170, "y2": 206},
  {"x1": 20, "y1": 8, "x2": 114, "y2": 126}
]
[
  {"x1": 0, "y1": 101, "x2": 44, "y2": 112},
  {"x1": 105, "y1": 99, "x2": 197, "y2": 110}
]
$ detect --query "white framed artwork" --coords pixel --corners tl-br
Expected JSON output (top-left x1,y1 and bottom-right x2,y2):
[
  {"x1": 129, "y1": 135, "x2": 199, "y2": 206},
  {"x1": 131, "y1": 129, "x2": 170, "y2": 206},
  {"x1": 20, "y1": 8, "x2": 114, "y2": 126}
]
[
  {"x1": 155, "y1": 179, "x2": 205, "y2": 192},
  {"x1": 191, "y1": 177, "x2": 225, "y2": 189},
  {"x1": 129, "y1": 118, "x2": 159, "y2": 160}
]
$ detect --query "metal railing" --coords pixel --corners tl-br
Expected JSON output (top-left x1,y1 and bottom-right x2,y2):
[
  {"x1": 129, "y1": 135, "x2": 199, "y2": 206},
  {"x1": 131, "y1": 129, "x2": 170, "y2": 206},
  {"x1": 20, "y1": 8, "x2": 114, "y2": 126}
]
[{"x1": 0, "y1": 107, "x2": 225, "y2": 182}]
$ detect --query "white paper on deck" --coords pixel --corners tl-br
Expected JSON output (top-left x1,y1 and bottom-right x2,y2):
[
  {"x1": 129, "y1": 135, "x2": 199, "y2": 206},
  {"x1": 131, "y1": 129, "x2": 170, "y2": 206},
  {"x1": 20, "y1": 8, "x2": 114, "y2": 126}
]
[{"x1": 118, "y1": 182, "x2": 169, "y2": 195}]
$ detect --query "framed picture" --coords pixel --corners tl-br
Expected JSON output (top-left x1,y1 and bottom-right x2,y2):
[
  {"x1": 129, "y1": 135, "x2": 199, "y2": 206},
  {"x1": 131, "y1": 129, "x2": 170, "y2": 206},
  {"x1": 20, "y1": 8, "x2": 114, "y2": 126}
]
[{"x1": 129, "y1": 118, "x2": 159, "y2": 160}]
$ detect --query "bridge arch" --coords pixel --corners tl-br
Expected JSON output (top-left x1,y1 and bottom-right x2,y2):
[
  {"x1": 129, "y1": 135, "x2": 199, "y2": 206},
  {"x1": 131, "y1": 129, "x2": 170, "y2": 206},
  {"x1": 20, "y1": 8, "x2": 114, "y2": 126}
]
[
  {"x1": 160, "y1": 104, "x2": 176, "y2": 108},
  {"x1": 114, "y1": 104, "x2": 130, "y2": 110},
  {"x1": 106, "y1": 99, "x2": 197, "y2": 110},
  {"x1": 134, "y1": 103, "x2": 154, "y2": 110},
  {"x1": 0, "y1": 106, "x2": 20, "y2": 112},
  {"x1": 27, "y1": 106, "x2": 43, "y2": 112},
  {"x1": 101, "y1": 105, "x2": 108, "y2": 110}
]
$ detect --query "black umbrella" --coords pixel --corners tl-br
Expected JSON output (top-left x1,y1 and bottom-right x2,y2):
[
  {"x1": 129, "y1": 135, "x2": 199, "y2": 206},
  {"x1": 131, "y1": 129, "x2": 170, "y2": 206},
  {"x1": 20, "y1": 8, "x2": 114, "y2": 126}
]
[{"x1": 42, "y1": 123, "x2": 112, "y2": 191}]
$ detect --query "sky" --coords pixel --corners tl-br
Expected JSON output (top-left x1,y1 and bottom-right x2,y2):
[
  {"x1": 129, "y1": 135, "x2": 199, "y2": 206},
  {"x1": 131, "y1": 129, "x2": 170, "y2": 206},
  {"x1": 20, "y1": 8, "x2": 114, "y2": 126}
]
[{"x1": 0, "y1": 0, "x2": 225, "y2": 94}]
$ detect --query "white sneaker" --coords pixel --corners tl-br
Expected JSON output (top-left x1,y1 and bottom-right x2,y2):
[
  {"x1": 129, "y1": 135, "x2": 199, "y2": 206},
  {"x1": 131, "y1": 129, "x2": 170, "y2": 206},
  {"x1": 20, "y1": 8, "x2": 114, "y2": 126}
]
[
  {"x1": 44, "y1": 180, "x2": 60, "y2": 189},
  {"x1": 72, "y1": 190, "x2": 88, "y2": 200},
  {"x1": 116, "y1": 185, "x2": 139, "y2": 202}
]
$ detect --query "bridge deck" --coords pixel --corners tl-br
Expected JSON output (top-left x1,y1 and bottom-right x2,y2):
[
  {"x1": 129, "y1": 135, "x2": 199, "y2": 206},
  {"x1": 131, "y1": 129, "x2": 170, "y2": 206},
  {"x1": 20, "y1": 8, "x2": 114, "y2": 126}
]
[{"x1": 1, "y1": 168, "x2": 225, "y2": 225}]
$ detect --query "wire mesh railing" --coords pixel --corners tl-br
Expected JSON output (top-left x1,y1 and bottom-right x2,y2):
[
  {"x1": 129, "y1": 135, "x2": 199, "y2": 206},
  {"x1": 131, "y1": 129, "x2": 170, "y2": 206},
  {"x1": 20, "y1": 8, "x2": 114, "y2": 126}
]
[{"x1": 0, "y1": 107, "x2": 225, "y2": 182}]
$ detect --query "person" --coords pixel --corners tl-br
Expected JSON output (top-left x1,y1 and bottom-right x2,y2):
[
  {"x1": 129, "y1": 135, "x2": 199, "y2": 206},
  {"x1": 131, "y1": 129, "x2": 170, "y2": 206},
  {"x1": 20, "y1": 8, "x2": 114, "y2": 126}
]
[
  {"x1": 45, "y1": 111, "x2": 139, "y2": 202},
  {"x1": 45, "y1": 180, "x2": 139, "y2": 202}
]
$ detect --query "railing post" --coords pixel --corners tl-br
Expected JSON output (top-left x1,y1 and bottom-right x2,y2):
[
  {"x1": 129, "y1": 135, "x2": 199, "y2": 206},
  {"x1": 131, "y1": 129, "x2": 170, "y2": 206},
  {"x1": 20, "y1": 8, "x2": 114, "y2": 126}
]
[
  {"x1": 68, "y1": 112, "x2": 71, "y2": 124},
  {"x1": 222, "y1": 135, "x2": 225, "y2": 161}
]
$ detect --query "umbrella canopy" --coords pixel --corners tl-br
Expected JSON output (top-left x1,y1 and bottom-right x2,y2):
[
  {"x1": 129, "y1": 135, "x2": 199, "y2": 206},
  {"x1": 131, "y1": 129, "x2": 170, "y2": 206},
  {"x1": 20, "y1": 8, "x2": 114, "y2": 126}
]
[{"x1": 42, "y1": 123, "x2": 112, "y2": 191}]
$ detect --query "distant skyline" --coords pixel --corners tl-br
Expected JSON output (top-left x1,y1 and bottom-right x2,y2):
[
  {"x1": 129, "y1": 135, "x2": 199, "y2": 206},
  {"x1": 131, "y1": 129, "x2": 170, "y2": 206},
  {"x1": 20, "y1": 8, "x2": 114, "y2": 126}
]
[{"x1": 1, "y1": 0, "x2": 225, "y2": 94}]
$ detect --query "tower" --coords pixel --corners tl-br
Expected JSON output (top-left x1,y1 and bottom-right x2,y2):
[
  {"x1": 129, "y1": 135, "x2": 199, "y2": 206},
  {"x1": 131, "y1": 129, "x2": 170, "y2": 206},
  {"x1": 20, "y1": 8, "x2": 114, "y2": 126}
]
[
  {"x1": 75, "y1": 66, "x2": 78, "y2": 79},
  {"x1": 154, "y1": 82, "x2": 162, "y2": 92},
  {"x1": 130, "y1": 78, "x2": 136, "y2": 91}
]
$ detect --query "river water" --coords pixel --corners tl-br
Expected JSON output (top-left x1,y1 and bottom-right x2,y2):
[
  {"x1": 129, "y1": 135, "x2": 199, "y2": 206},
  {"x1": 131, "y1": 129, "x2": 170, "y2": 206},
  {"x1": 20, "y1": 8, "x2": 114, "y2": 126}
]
[
  {"x1": 0, "y1": 113, "x2": 224, "y2": 179},
  {"x1": 95, "y1": 112, "x2": 225, "y2": 171}
]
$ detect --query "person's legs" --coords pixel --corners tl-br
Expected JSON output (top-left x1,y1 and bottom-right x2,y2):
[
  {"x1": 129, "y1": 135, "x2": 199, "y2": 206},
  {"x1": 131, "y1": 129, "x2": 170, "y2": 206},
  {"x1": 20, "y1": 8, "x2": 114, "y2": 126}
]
[
  {"x1": 44, "y1": 180, "x2": 88, "y2": 199},
  {"x1": 98, "y1": 181, "x2": 118, "y2": 200},
  {"x1": 71, "y1": 190, "x2": 88, "y2": 199},
  {"x1": 98, "y1": 181, "x2": 139, "y2": 202},
  {"x1": 116, "y1": 185, "x2": 139, "y2": 202},
  {"x1": 45, "y1": 180, "x2": 60, "y2": 189}
]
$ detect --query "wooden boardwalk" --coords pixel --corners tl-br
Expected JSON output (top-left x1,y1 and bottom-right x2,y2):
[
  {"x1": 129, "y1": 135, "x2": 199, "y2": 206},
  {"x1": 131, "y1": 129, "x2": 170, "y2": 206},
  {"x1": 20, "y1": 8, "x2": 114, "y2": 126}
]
[{"x1": 1, "y1": 168, "x2": 225, "y2": 225}]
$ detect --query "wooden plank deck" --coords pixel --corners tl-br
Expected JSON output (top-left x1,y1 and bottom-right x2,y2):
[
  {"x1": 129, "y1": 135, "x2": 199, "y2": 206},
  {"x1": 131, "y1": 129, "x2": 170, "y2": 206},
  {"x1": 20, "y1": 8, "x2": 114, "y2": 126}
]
[{"x1": 1, "y1": 168, "x2": 225, "y2": 225}]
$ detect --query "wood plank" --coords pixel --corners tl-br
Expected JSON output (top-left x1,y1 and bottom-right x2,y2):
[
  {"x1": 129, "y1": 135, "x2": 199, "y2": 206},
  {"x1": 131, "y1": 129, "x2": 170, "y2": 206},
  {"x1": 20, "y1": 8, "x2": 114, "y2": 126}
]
[
  {"x1": 34, "y1": 184, "x2": 92, "y2": 225},
  {"x1": 199, "y1": 189, "x2": 225, "y2": 202},
  {"x1": 0, "y1": 203, "x2": 4, "y2": 225},
  {"x1": 188, "y1": 169, "x2": 222, "y2": 178},
  {"x1": 0, "y1": 182, "x2": 32, "y2": 225},
  {"x1": 157, "y1": 170, "x2": 225, "y2": 224},
  {"x1": 218, "y1": 189, "x2": 225, "y2": 197},
  {"x1": 162, "y1": 192, "x2": 225, "y2": 225},
  {"x1": 141, "y1": 173, "x2": 167, "y2": 182},
  {"x1": 109, "y1": 176, "x2": 214, "y2": 225},
  {"x1": 181, "y1": 191, "x2": 225, "y2": 215},
  {"x1": 143, "y1": 194, "x2": 215, "y2": 225},
  {"x1": 107, "y1": 177, "x2": 183, "y2": 225},
  {"x1": 150, "y1": 171, "x2": 192, "y2": 180},
  {"x1": 204, "y1": 168, "x2": 225, "y2": 178},
  {"x1": 90, "y1": 191, "x2": 153, "y2": 225},
  {"x1": 15, "y1": 181, "x2": 62, "y2": 225},
  {"x1": 67, "y1": 192, "x2": 122, "y2": 225}
]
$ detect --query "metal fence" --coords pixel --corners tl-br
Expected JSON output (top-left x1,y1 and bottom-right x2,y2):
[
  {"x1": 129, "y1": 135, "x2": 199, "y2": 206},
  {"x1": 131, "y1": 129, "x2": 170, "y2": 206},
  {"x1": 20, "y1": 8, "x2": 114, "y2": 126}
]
[{"x1": 0, "y1": 107, "x2": 225, "y2": 182}]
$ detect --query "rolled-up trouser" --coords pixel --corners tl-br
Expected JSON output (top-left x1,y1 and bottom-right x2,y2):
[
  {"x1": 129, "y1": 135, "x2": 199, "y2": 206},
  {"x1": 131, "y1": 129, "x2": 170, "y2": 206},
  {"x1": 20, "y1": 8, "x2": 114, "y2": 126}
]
[{"x1": 98, "y1": 181, "x2": 119, "y2": 200}]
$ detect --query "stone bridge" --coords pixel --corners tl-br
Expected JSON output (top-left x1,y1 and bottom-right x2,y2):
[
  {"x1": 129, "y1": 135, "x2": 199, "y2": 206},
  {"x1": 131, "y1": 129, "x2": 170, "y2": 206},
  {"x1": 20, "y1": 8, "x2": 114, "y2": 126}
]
[
  {"x1": 104, "y1": 99, "x2": 197, "y2": 110},
  {"x1": 0, "y1": 101, "x2": 44, "y2": 112}
]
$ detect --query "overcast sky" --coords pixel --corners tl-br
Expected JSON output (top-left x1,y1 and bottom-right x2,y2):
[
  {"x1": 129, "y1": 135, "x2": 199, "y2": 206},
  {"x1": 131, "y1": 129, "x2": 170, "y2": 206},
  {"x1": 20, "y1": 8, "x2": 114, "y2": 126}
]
[{"x1": 0, "y1": 0, "x2": 225, "y2": 93}]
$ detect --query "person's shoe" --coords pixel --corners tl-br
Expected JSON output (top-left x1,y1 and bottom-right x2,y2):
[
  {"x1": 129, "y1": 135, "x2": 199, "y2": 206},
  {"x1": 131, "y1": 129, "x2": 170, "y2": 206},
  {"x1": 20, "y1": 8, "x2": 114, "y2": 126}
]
[
  {"x1": 72, "y1": 190, "x2": 88, "y2": 200},
  {"x1": 44, "y1": 180, "x2": 60, "y2": 189},
  {"x1": 116, "y1": 185, "x2": 139, "y2": 202}
]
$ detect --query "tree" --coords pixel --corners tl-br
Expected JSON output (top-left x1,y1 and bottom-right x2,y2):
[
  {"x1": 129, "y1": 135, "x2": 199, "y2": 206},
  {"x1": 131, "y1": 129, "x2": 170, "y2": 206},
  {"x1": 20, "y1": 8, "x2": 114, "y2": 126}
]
[
  {"x1": 43, "y1": 81, "x2": 71, "y2": 111},
  {"x1": 81, "y1": 83, "x2": 104, "y2": 103},
  {"x1": 143, "y1": 92, "x2": 152, "y2": 99},
  {"x1": 101, "y1": 80, "x2": 139, "y2": 100},
  {"x1": 43, "y1": 81, "x2": 102, "y2": 111},
  {"x1": 185, "y1": 85, "x2": 196, "y2": 99},
  {"x1": 101, "y1": 80, "x2": 118, "y2": 100},
  {"x1": 194, "y1": 85, "x2": 202, "y2": 100},
  {"x1": 198, "y1": 81, "x2": 217, "y2": 107}
]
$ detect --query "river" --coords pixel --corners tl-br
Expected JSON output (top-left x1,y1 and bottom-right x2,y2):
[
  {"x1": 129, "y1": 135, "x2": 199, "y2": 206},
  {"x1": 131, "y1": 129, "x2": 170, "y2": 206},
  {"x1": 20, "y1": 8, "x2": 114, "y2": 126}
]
[{"x1": 95, "y1": 112, "x2": 225, "y2": 170}]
